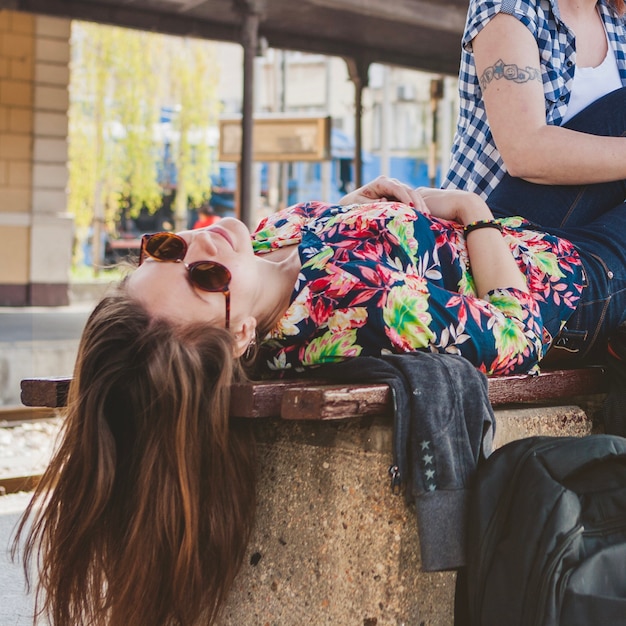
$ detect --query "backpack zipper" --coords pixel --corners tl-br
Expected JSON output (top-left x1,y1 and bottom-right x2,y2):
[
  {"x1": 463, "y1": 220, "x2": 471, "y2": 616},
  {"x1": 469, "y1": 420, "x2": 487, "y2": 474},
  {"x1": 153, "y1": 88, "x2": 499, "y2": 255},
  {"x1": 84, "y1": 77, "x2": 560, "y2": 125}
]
[
  {"x1": 472, "y1": 439, "x2": 567, "y2": 622},
  {"x1": 527, "y1": 524, "x2": 584, "y2": 626},
  {"x1": 532, "y1": 517, "x2": 626, "y2": 625}
]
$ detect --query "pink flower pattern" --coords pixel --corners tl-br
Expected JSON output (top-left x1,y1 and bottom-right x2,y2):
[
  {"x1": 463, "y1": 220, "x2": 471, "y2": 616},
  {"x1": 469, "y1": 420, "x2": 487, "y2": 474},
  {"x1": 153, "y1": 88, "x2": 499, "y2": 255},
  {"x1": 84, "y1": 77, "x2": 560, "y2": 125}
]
[{"x1": 253, "y1": 202, "x2": 584, "y2": 375}]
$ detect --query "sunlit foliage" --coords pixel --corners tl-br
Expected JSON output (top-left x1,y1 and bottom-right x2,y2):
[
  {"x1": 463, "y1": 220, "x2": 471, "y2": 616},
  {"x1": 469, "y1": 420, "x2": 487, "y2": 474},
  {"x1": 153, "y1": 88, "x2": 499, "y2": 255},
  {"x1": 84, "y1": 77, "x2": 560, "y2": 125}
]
[{"x1": 68, "y1": 22, "x2": 221, "y2": 265}]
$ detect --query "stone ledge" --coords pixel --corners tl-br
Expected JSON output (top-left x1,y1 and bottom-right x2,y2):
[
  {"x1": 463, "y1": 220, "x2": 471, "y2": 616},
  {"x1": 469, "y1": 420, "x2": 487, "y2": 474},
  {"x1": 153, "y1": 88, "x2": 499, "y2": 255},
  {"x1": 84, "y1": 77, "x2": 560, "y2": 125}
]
[{"x1": 217, "y1": 404, "x2": 593, "y2": 625}]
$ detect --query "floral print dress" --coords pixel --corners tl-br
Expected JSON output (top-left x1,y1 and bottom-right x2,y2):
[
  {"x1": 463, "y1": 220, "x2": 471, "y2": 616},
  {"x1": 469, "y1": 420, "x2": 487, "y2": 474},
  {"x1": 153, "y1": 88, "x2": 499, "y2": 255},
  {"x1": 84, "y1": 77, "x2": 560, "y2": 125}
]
[{"x1": 252, "y1": 201, "x2": 584, "y2": 376}]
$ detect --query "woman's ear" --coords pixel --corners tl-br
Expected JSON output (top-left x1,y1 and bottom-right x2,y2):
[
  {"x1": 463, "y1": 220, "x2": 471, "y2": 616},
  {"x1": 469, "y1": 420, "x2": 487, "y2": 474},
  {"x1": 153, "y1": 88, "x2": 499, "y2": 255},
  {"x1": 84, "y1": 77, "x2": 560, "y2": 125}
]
[{"x1": 233, "y1": 317, "x2": 257, "y2": 357}]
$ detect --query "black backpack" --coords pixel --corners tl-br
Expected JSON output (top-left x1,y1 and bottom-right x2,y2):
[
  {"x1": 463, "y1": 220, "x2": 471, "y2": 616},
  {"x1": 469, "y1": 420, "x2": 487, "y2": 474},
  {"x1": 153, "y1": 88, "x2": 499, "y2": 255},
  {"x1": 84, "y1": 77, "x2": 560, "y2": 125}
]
[{"x1": 465, "y1": 435, "x2": 626, "y2": 626}]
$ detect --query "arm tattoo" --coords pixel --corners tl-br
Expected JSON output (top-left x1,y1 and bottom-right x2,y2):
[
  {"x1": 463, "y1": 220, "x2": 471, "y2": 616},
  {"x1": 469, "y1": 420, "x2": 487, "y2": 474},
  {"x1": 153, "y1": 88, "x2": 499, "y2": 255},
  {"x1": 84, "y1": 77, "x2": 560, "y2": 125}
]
[{"x1": 479, "y1": 59, "x2": 541, "y2": 91}]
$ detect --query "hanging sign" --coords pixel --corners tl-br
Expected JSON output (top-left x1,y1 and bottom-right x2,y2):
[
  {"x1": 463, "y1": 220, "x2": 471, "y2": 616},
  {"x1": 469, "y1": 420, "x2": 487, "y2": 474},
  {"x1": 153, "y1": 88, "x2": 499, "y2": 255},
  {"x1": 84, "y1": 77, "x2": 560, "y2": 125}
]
[{"x1": 219, "y1": 115, "x2": 331, "y2": 162}]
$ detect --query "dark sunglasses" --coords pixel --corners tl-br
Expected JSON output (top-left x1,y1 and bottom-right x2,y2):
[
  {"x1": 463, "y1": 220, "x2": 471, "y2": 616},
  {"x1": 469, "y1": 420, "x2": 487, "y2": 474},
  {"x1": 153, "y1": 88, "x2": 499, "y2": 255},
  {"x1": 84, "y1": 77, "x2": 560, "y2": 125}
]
[{"x1": 139, "y1": 231, "x2": 231, "y2": 329}]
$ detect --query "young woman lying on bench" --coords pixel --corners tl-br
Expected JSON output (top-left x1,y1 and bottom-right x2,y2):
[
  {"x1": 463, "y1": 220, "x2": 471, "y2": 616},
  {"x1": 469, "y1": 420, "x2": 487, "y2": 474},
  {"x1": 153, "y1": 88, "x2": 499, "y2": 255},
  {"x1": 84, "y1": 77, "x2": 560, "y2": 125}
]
[{"x1": 15, "y1": 175, "x2": 624, "y2": 626}]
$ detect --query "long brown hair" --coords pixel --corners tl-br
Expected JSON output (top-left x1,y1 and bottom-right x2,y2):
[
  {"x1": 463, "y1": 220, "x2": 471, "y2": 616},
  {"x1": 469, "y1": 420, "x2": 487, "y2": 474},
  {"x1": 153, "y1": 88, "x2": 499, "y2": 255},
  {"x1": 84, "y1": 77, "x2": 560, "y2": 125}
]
[
  {"x1": 13, "y1": 289, "x2": 257, "y2": 625},
  {"x1": 608, "y1": 0, "x2": 626, "y2": 14}
]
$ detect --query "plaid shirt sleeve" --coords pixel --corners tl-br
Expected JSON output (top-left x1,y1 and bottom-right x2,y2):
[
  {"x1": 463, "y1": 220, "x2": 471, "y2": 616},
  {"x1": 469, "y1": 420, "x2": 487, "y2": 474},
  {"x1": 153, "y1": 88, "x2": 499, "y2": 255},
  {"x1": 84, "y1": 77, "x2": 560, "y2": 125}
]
[{"x1": 444, "y1": 0, "x2": 626, "y2": 199}]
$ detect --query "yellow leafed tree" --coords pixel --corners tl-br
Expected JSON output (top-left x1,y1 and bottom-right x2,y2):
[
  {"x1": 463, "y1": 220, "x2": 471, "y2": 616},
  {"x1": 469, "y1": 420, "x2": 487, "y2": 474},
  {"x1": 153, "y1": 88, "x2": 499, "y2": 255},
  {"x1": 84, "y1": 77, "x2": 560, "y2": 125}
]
[
  {"x1": 161, "y1": 36, "x2": 221, "y2": 232},
  {"x1": 68, "y1": 22, "x2": 221, "y2": 271}
]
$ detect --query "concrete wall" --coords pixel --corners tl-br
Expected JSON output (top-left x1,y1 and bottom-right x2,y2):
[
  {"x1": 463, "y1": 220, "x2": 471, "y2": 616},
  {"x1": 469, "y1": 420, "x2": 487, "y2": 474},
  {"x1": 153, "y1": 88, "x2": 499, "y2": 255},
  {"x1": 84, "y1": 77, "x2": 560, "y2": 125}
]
[
  {"x1": 0, "y1": 10, "x2": 72, "y2": 306},
  {"x1": 0, "y1": 339, "x2": 79, "y2": 406},
  {"x1": 217, "y1": 407, "x2": 593, "y2": 625}
]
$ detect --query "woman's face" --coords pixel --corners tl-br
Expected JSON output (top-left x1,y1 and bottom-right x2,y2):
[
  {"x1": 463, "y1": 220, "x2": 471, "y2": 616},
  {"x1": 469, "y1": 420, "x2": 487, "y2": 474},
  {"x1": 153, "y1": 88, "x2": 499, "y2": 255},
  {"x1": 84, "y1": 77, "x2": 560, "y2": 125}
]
[{"x1": 127, "y1": 219, "x2": 260, "y2": 332}]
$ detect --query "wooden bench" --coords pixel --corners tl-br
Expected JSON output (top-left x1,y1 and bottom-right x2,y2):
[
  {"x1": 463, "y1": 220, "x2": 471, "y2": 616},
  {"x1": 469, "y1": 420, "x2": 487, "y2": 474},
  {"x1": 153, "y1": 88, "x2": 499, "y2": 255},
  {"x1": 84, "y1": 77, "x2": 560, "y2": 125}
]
[
  {"x1": 21, "y1": 366, "x2": 609, "y2": 417},
  {"x1": 17, "y1": 366, "x2": 608, "y2": 625}
]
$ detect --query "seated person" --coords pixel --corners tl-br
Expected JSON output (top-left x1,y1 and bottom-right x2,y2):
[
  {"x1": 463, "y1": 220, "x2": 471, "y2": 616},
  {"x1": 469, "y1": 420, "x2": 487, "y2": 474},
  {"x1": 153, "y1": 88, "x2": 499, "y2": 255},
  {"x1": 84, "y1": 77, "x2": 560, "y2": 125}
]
[
  {"x1": 444, "y1": 2, "x2": 626, "y2": 366},
  {"x1": 193, "y1": 204, "x2": 221, "y2": 229}
]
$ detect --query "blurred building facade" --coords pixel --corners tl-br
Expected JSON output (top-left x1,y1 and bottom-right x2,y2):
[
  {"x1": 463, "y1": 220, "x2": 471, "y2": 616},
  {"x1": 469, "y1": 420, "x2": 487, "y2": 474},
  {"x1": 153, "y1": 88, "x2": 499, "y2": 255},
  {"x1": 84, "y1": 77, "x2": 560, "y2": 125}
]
[
  {"x1": 0, "y1": 9, "x2": 457, "y2": 306},
  {"x1": 0, "y1": 11, "x2": 73, "y2": 306},
  {"x1": 215, "y1": 44, "x2": 457, "y2": 219}
]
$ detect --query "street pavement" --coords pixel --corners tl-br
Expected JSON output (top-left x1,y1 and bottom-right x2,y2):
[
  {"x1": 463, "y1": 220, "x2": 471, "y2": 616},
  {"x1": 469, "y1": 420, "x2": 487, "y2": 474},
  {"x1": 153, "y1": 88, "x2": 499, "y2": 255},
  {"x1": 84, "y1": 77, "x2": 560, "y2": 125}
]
[
  {"x1": 0, "y1": 303, "x2": 94, "y2": 625},
  {"x1": 0, "y1": 304, "x2": 92, "y2": 343},
  {"x1": 0, "y1": 286, "x2": 106, "y2": 406},
  {"x1": 0, "y1": 290, "x2": 110, "y2": 624},
  {"x1": 0, "y1": 493, "x2": 36, "y2": 626}
]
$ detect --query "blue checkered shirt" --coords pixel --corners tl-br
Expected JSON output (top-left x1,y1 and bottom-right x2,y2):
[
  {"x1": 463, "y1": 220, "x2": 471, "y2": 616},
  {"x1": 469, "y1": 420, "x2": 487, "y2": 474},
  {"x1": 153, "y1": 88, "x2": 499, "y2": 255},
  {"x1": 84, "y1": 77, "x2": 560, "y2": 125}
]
[{"x1": 443, "y1": 0, "x2": 626, "y2": 199}]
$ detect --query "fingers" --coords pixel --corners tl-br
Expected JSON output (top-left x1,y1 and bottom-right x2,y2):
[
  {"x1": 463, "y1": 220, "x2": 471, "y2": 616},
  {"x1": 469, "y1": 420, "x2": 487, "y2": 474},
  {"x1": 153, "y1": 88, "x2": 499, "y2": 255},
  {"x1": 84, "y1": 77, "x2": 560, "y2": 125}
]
[
  {"x1": 380, "y1": 178, "x2": 430, "y2": 213},
  {"x1": 412, "y1": 187, "x2": 493, "y2": 224},
  {"x1": 363, "y1": 176, "x2": 430, "y2": 209},
  {"x1": 339, "y1": 176, "x2": 396, "y2": 205},
  {"x1": 369, "y1": 176, "x2": 411, "y2": 202},
  {"x1": 340, "y1": 176, "x2": 431, "y2": 212},
  {"x1": 409, "y1": 188, "x2": 429, "y2": 213}
]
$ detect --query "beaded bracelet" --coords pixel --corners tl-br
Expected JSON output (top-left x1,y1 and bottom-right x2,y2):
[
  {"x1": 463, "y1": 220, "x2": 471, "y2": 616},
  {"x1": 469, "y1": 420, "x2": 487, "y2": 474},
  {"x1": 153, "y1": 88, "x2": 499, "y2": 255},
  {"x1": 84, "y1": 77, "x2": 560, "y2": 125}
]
[{"x1": 463, "y1": 219, "x2": 504, "y2": 236}]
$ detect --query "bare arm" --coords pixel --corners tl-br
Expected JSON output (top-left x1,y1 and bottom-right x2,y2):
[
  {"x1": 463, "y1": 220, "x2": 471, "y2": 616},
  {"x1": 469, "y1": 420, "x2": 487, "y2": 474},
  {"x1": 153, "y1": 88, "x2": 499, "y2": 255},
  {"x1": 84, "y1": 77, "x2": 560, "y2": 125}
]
[
  {"x1": 418, "y1": 188, "x2": 529, "y2": 297},
  {"x1": 473, "y1": 13, "x2": 626, "y2": 185},
  {"x1": 340, "y1": 178, "x2": 529, "y2": 297}
]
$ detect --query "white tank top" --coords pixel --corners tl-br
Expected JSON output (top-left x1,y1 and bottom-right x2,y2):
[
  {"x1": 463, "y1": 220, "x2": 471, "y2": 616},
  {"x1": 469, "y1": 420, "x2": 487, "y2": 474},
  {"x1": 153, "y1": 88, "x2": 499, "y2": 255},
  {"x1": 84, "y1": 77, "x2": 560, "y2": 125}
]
[{"x1": 562, "y1": 28, "x2": 622, "y2": 124}]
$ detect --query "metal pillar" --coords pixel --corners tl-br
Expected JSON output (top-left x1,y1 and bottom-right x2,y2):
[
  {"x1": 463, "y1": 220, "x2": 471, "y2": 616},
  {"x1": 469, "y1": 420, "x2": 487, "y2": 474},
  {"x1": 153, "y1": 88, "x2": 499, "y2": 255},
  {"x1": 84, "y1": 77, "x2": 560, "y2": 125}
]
[
  {"x1": 236, "y1": 0, "x2": 265, "y2": 226},
  {"x1": 345, "y1": 57, "x2": 370, "y2": 190},
  {"x1": 428, "y1": 77, "x2": 444, "y2": 188}
]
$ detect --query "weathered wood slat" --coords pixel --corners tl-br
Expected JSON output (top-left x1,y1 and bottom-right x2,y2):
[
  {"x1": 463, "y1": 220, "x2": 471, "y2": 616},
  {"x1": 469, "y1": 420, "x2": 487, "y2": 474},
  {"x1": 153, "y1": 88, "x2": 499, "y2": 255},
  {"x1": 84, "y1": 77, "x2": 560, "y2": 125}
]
[
  {"x1": 281, "y1": 367, "x2": 609, "y2": 420},
  {"x1": 282, "y1": 385, "x2": 391, "y2": 420},
  {"x1": 20, "y1": 377, "x2": 71, "y2": 408},
  {"x1": 21, "y1": 366, "x2": 608, "y2": 419},
  {"x1": 20, "y1": 377, "x2": 330, "y2": 415},
  {"x1": 229, "y1": 380, "x2": 328, "y2": 418},
  {"x1": 487, "y1": 366, "x2": 608, "y2": 406},
  {"x1": 281, "y1": 367, "x2": 607, "y2": 420}
]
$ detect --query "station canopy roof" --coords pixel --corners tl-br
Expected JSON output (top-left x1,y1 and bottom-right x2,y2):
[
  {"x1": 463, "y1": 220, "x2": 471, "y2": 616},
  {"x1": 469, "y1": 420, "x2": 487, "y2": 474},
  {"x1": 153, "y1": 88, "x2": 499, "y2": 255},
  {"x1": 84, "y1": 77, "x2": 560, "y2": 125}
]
[{"x1": 9, "y1": 0, "x2": 468, "y2": 76}]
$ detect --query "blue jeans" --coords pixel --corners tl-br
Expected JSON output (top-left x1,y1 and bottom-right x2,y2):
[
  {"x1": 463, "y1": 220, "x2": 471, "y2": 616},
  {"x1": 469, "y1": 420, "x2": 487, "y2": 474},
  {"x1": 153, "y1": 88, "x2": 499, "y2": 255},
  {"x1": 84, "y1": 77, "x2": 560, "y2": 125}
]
[{"x1": 487, "y1": 87, "x2": 626, "y2": 362}]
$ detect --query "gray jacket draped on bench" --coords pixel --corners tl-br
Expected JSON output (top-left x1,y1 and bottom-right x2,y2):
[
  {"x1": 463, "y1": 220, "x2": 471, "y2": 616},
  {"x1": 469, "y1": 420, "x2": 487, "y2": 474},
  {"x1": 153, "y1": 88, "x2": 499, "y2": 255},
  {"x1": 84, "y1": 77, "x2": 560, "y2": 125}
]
[{"x1": 309, "y1": 352, "x2": 496, "y2": 571}]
